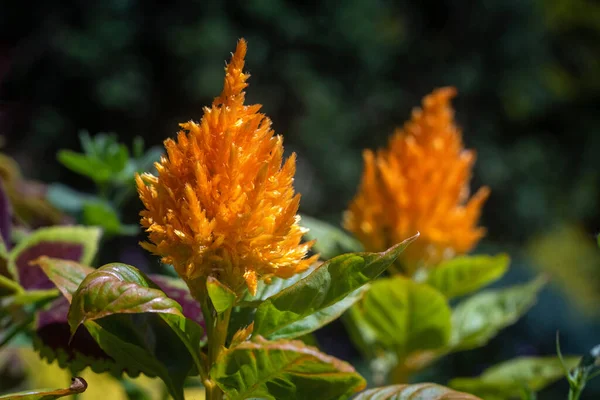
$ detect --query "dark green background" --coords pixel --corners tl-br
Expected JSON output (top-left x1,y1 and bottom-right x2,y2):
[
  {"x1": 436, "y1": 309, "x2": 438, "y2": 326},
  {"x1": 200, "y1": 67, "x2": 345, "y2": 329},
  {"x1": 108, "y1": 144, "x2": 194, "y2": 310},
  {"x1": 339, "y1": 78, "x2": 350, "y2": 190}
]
[{"x1": 1, "y1": 0, "x2": 599, "y2": 398}]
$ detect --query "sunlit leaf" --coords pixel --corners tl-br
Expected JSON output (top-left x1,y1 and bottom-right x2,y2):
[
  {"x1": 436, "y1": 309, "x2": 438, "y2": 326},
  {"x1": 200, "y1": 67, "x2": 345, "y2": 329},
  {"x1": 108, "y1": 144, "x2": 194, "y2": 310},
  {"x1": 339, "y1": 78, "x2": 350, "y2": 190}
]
[
  {"x1": 212, "y1": 337, "x2": 366, "y2": 400},
  {"x1": 357, "y1": 276, "x2": 451, "y2": 357},
  {"x1": 253, "y1": 235, "x2": 418, "y2": 340},
  {"x1": 425, "y1": 254, "x2": 509, "y2": 299},
  {"x1": 207, "y1": 276, "x2": 236, "y2": 314}
]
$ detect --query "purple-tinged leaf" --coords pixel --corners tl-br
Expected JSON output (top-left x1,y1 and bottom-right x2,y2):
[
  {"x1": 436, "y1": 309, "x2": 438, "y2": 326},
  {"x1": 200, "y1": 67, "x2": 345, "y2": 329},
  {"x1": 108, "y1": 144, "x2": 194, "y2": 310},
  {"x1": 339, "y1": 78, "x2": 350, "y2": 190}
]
[
  {"x1": 67, "y1": 263, "x2": 183, "y2": 335},
  {"x1": 35, "y1": 296, "x2": 116, "y2": 372},
  {"x1": 8, "y1": 226, "x2": 101, "y2": 289},
  {"x1": 151, "y1": 275, "x2": 204, "y2": 329}
]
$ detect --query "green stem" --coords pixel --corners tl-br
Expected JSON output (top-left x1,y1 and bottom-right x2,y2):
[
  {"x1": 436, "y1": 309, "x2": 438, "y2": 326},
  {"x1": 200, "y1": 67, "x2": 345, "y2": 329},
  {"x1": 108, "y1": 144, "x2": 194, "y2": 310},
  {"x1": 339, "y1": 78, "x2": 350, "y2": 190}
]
[
  {"x1": 568, "y1": 386, "x2": 583, "y2": 400},
  {"x1": 201, "y1": 287, "x2": 232, "y2": 400},
  {"x1": 567, "y1": 372, "x2": 586, "y2": 400}
]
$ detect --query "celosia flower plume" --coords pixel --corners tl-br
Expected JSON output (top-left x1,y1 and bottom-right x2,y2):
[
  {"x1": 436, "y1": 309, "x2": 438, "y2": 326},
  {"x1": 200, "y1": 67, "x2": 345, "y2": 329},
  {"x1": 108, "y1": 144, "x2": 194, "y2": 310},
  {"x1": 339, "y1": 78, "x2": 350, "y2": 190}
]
[
  {"x1": 136, "y1": 39, "x2": 317, "y2": 295},
  {"x1": 344, "y1": 87, "x2": 489, "y2": 274}
]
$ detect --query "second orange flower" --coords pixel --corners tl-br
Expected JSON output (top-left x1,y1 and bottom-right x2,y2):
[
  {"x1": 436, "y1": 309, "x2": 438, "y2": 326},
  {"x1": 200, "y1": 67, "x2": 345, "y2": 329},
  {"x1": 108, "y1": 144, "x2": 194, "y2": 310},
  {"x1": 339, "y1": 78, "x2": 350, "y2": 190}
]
[{"x1": 344, "y1": 87, "x2": 489, "y2": 275}]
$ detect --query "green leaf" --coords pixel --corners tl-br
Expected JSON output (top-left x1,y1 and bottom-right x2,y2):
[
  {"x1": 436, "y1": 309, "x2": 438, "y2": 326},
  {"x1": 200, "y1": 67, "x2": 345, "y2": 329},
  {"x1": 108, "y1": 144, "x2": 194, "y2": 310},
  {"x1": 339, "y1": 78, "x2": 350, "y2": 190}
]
[
  {"x1": 449, "y1": 277, "x2": 546, "y2": 352},
  {"x1": 8, "y1": 225, "x2": 102, "y2": 284},
  {"x1": 357, "y1": 276, "x2": 451, "y2": 357},
  {"x1": 0, "y1": 377, "x2": 88, "y2": 399},
  {"x1": 238, "y1": 264, "x2": 319, "y2": 306},
  {"x1": 45, "y1": 184, "x2": 96, "y2": 214},
  {"x1": 252, "y1": 235, "x2": 418, "y2": 340},
  {"x1": 82, "y1": 201, "x2": 121, "y2": 232},
  {"x1": 67, "y1": 263, "x2": 184, "y2": 335},
  {"x1": 299, "y1": 214, "x2": 364, "y2": 259},
  {"x1": 57, "y1": 150, "x2": 113, "y2": 183},
  {"x1": 81, "y1": 201, "x2": 138, "y2": 236},
  {"x1": 425, "y1": 254, "x2": 510, "y2": 299},
  {"x1": 207, "y1": 276, "x2": 236, "y2": 314},
  {"x1": 211, "y1": 337, "x2": 366, "y2": 400},
  {"x1": 231, "y1": 265, "x2": 318, "y2": 341},
  {"x1": 267, "y1": 285, "x2": 369, "y2": 340},
  {"x1": 450, "y1": 356, "x2": 580, "y2": 399},
  {"x1": 67, "y1": 263, "x2": 204, "y2": 400},
  {"x1": 353, "y1": 383, "x2": 482, "y2": 399}
]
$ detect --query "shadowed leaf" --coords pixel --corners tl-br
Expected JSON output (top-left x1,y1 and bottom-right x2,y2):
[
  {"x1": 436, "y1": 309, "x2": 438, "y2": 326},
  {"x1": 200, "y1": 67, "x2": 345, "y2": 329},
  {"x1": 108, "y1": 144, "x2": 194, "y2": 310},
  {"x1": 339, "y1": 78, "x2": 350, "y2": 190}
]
[
  {"x1": 449, "y1": 277, "x2": 546, "y2": 352},
  {"x1": 0, "y1": 181, "x2": 11, "y2": 253}
]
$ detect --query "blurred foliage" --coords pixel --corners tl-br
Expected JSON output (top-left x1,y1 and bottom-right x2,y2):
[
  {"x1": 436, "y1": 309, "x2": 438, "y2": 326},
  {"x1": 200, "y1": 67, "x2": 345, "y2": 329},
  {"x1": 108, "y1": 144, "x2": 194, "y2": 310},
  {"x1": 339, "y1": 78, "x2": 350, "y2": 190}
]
[
  {"x1": 0, "y1": 0, "x2": 599, "y2": 398},
  {"x1": 527, "y1": 223, "x2": 600, "y2": 316}
]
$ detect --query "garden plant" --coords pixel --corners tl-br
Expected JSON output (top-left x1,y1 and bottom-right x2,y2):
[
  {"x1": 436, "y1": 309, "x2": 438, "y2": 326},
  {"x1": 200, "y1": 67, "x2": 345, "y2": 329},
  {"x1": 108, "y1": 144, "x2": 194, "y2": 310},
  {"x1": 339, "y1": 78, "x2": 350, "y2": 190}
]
[{"x1": 0, "y1": 39, "x2": 598, "y2": 400}]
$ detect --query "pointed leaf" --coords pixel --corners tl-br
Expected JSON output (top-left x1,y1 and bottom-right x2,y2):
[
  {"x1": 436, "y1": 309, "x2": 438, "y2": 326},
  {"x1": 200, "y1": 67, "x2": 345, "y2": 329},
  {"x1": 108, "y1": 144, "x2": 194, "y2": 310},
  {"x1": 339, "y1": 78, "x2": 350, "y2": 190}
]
[
  {"x1": 353, "y1": 383, "x2": 482, "y2": 399},
  {"x1": 0, "y1": 377, "x2": 88, "y2": 399},
  {"x1": 207, "y1": 276, "x2": 236, "y2": 314},
  {"x1": 211, "y1": 337, "x2": 366, "y2": 400},
  {"x1": 449, "y1": 277, "x2": 546, "y2": 351},
  {"x1": 67, "y1": 263, "x2": 183, "y2": 335},
  {"x1": 239, "y1": 263, "x2": 320, "y2": 306},
  {"x1": 425, "y1": 254, "x2": 510, "y2": 299},
  {"x1": 8, "y1": 226, "x2": 102, "y2": 289},
  {"x1": 266, "y1": 285, "x2": 369, "y2": 340},
  {"x1": 300, "y1": 214, "x2": 364, "y2": 259},
  {"x1": 35, "y1": 257, "x2": 94, "y2": 301},
  {"x1": 357, "y1": 276, "x2": 451, "y2": 357},
  {"x1": 230, "y1": 265, "x2": 319, "y2": 342},
  {"x1": 449, "y1": 356, "x2": 580, "y2": 399},
  {"x1": 253, "y1": 235, "x2": 418, "y2": 339}
]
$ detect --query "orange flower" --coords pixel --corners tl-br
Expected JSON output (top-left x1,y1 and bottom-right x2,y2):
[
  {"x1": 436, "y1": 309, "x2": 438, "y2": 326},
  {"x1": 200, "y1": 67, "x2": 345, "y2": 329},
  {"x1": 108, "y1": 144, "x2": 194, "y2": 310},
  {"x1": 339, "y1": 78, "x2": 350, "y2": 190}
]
[
  {"x1": 343, "y1": 87, "x2": 489, "y2": 274},
  {"x1": 136, "y1": 39, "x2": 317, "y2": 295}
]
